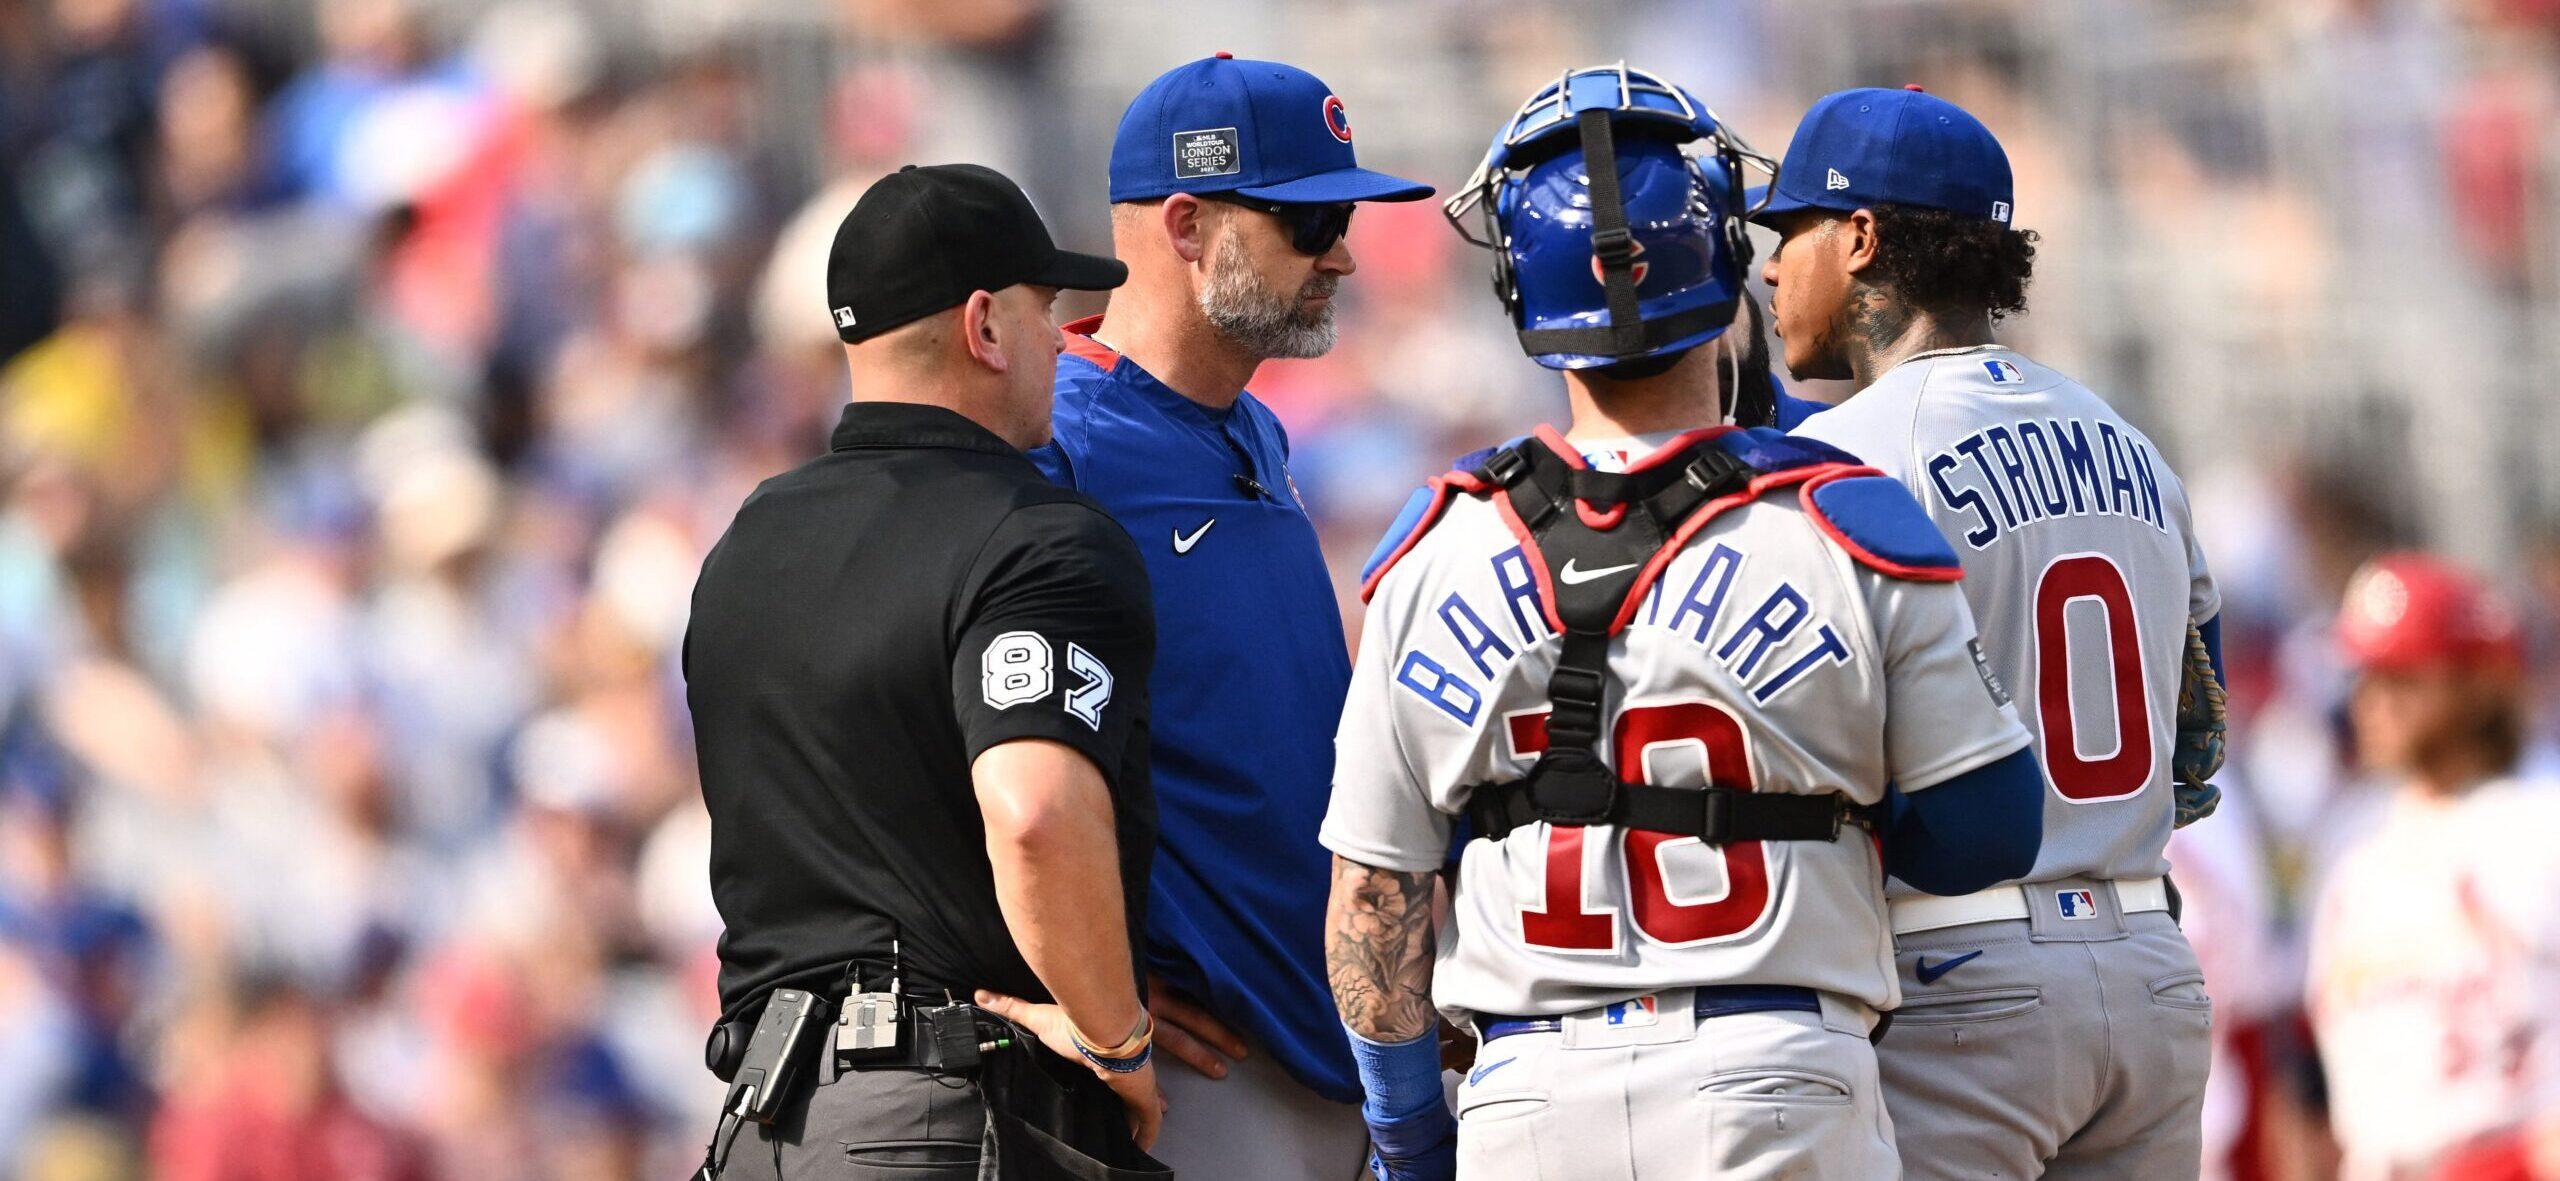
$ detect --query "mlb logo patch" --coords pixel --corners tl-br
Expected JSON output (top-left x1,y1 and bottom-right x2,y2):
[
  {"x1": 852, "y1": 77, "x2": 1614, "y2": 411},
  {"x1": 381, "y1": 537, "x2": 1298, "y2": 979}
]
[
  {"x1": 1991, "y1": 200, "x2": 2012, "y2": 224},
  {"x1": 833, "y1": 307, "x2": 858, "y2": 330},
  {"x1": 1604, "y1": 995, "x2": 1659, "y2": 1027},
  {"x1": 2056, "y1": 889, "x2": 2100, "y2": 920},
  {"x1": 1983, "y1": 359, "x2": 2023, "y2": 385},
  {"x1": 1172, "y1": 127, "x2": 1241, "y2": 180}
]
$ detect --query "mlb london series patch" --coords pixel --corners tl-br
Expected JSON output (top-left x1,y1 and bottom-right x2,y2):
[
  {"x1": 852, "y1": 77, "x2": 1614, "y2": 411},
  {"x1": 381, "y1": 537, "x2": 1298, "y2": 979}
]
[
  {"x1": 1173, "y1": 127, "x2": 1241, "y2": 180},
  {"x1": 1968, "y1": 639, "x2": 2011, "y2": 706}
]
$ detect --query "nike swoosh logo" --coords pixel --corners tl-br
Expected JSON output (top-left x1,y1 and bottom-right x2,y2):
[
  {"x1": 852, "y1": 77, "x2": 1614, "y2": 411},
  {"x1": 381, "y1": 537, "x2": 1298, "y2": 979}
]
[
  {"x1": 1558, "y1": 559, "x2": 1639, "y2": 586},
  {"x1": 1468, "y1": 1056, "x2": 1516, "y2": 1086},
  {"x1": 1914, "y1": 950, "x2": 1984, "y2": 985},
  {"x1": 1172, "y1": 519, "x2": 1216, "y2": 554}
]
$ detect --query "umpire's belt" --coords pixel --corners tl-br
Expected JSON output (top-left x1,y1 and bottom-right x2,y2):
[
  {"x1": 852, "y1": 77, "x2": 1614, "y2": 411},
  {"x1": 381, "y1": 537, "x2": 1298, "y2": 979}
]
[{"x1": 1476, "y1": 985, "x2": 1820, "y2": 1043}]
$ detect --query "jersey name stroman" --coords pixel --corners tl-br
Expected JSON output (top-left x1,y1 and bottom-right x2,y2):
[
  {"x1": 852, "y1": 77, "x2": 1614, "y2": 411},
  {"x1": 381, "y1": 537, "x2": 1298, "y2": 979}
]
[
  {"x1": 1794, "y1": 348, "x2": 2219, "y2": 894},
  {"x1": 1324, "y1": 445, "x2": 2028, "y2": 1024},
  {"x1": 1925, "y1": 415, "x2": 2173, "y2": 548}
]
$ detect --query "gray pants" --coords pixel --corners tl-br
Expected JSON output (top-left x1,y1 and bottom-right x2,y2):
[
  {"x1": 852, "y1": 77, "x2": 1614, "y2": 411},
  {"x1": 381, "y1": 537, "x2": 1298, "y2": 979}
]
[
  {"x1": 1879, "y1": 889, "x2": 2212, "y2": 1180},
  {"x1": 722, "y1": 1057, "x2": 1169, "y2": 1180},
  {"x1": 724, "y1": 1066, "x2": 988, "y2": 1179},
  {"x1": 1153, "y1": 1044, "x2": 1368, "y2": 1181},
  {"x1": 1454, "y1": 996, "x2": 1900, "y2": 1180}
]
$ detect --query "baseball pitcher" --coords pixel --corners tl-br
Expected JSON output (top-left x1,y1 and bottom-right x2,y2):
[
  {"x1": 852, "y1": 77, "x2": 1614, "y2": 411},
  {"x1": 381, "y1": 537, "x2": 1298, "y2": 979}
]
[{"x1": 1760, "y1": 87, "x2": 2228, "y2": 1180}]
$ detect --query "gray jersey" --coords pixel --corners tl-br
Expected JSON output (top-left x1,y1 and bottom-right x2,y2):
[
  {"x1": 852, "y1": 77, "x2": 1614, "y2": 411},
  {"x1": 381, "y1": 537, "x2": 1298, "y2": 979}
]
[
  {"x1": 1792, "y1": 347, "x2": 2219, "y2": 894},
  {"x1": 1323, "y1": 437, "x2": 2030, "y2": 1023}
]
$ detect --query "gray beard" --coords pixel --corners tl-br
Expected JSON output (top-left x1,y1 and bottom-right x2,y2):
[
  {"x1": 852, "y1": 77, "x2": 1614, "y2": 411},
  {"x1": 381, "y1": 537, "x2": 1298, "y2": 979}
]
[{"x1": 1197, "y1": 233, "x2": 1338, "y2": 359}]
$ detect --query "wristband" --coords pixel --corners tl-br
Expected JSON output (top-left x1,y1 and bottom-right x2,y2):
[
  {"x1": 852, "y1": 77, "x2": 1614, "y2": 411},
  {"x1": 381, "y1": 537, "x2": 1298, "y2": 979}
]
[
  {"x1": 1071, "y1": 1013, "x2": 1153, "y2": 1074},
  {"x1": 1345, "y1": 1025, "x2": 1451, "y2": 1127}
]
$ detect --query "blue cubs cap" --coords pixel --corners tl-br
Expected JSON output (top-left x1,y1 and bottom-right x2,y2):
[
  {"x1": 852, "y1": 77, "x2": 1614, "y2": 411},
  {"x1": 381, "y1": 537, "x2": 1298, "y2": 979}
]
[
  {"x1": 1746, "y1": 86, "x2": 2013, "y2": 227},
  {"x1": 1108, "y1": 54, "x2": 1434, "y2": 205}
]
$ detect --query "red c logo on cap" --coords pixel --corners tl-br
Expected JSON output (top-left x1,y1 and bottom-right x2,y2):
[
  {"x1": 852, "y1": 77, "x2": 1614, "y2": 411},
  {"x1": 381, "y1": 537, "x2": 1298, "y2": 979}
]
[{"x1": 1323, "y1": 95, "x2": 1352, "y2": 143}]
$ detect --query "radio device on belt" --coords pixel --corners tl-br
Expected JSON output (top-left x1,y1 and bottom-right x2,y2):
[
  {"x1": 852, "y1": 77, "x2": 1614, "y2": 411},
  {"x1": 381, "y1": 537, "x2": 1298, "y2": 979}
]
[
  {"x1": 1441, "y1": 430, "x2": 1881, "y2": 846},
  {"x1": 837, "y1": 948, "x2": 902, "y2": 1063},
  {"x1": 693, "y1": 938, "x2": 1024, "y2": 1178}
]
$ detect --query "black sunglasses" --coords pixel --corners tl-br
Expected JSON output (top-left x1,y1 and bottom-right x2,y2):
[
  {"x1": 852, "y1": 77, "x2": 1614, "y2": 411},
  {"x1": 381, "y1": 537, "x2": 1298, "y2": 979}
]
[{"x1": 1204, "y1": 193, "x2": 1356, "y2": 256}]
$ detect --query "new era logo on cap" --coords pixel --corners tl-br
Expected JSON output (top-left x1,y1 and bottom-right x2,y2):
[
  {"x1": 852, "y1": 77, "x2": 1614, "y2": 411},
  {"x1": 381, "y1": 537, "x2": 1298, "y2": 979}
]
[
  {"x1": 1826, "y1": 167, "x2": 1851, "y2": 191},
  {"x1": 1172, "y1": 127, "x2": 1241, "y2": 181}
]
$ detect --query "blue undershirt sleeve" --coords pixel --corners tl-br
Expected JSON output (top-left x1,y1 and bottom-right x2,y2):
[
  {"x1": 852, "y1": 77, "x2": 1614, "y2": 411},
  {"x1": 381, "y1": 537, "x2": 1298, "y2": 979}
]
[{"x1": 1882, "y1": 747, "x2": 2045, "y2": 896}]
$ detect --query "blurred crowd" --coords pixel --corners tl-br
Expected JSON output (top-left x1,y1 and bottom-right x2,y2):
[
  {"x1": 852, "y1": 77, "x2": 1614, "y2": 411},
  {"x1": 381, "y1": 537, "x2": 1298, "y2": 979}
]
[{"x1": 3, "y1": 0, "x2": 2560, "y2": 1177}]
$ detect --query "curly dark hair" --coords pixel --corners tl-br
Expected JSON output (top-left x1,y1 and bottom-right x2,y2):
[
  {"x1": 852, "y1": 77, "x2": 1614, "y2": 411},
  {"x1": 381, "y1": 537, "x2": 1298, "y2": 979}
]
[{"x1": 1866, "y1": 205, "x2": 2040, "y2": 322}]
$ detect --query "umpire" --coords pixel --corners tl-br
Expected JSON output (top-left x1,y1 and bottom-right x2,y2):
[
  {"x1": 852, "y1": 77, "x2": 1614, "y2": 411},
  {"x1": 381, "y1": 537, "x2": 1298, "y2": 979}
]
[{"x1": 687, "y1": 163, "x2": 1168, "y2": 1179}]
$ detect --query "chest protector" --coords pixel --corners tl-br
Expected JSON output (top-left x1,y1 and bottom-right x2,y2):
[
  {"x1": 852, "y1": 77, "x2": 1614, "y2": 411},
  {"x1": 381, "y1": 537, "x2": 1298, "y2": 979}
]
[{"x1": 1377, "y1": 426, "x2": 1887, "y2": 848}]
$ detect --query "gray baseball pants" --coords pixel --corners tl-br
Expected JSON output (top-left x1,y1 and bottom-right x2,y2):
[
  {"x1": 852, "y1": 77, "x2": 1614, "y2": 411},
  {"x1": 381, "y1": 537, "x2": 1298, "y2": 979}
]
[
  {"x1": 1151, "y1": 1042, "x2": 1369, "y2": 1180},
  {"x1": 1453, "y1": 991, "x2": 1900, "y2": 1180},
  {"x1": 1878, "y1": 880, "x2": 2213, "y2": 1180}
]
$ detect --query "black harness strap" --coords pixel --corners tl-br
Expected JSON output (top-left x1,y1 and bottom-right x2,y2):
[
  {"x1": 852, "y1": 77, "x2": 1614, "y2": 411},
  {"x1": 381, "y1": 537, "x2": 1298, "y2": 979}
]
[
  {"x1": 1469, "y1": 777, "x2": 1861, "y2": 846},
  {"x1": 1577, "y1": 107, "x2": 1645, "y2": 358},
  {"x1": 1461, "y1": 434, "x2": 1877, "y2": 847},
  {"x1": 1516, "y1": 298, "x2": 1736, "y2": 360}
]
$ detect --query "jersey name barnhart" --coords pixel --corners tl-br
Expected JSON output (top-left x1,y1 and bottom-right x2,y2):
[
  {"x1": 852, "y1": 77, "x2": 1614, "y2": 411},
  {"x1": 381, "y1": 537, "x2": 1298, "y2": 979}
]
[
  {"x1": 1392, "y1": 540, "x2": 1851, "y2": 727},
  {"x1": 1924, "y1": 416, "x2": 2169, "y2": 549}
]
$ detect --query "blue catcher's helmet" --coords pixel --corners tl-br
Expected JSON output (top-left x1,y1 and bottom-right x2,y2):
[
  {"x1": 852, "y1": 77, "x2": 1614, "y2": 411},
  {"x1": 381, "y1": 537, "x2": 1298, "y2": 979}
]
[{"x1": 1447, "y1": 64, "x2": 1776, "y2": 373}]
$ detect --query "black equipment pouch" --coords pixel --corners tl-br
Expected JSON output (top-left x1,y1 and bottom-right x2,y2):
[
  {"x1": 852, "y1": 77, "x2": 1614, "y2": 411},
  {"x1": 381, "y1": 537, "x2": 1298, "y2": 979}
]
[
  {"x1": 921, "y1": 1001, "x2": 987, "y2": 1071},
  {"x1": 1460, "y1": 434, "x2": 1876, "y2": 846},
  {"x1": 974, "y1": 1029, "x2": 1173, "y2": 1181}
]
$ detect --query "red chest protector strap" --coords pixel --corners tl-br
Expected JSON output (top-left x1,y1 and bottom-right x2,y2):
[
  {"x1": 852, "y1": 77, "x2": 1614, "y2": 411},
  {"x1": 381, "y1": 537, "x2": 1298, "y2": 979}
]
[{"x1": 1461, "y1": 429, "x2": 1876, "y2": 846}]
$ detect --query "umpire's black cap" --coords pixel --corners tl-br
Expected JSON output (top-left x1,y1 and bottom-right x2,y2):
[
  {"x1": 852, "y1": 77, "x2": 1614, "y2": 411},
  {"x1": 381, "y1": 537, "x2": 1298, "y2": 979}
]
[{"x1": 827, "y1": 163, "x2": 1127, "y2": 344}]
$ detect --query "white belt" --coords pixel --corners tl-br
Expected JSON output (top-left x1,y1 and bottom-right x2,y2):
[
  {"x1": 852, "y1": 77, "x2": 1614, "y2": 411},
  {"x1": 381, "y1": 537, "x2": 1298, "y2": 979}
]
[{"x1": 1888, "y1": 877, "x2": 2169, "y2": 936}]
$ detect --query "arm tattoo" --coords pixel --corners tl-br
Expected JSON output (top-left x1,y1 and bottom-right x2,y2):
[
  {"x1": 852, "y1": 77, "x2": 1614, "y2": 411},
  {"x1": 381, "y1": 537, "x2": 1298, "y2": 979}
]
[{"x1": 1325, "y1": 857, "x2": 1438, "y2": 1043}]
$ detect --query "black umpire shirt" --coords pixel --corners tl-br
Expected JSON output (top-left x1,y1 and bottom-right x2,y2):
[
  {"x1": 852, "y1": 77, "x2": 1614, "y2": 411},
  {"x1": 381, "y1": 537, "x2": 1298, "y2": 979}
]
[{"x1": 689, "y1": 401, "x2": 1156, "y2": 1021}]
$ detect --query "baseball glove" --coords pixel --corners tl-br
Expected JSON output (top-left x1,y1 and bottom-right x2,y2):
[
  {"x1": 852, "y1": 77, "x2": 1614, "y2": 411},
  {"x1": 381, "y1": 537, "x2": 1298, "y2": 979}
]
[{"x1": 2171, "y1": 620, "x2": 2226, "y2": 828}]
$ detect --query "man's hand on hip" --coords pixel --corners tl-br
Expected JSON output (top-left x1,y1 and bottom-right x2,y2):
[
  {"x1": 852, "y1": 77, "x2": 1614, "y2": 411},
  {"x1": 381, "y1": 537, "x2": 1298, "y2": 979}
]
[{"x1": 974, "y1": 989, "x2": 1167, "y2": 1150}]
